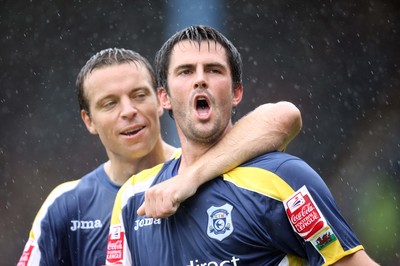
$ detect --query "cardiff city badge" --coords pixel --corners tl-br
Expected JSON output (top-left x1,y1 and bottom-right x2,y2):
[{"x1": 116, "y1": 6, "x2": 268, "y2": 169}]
[
  {"x1": 207, "y1": 203, "x2": 234, "y2": 241},
  {"x1": 283, "y1": 185, "x2": 328, "y2": 241}
]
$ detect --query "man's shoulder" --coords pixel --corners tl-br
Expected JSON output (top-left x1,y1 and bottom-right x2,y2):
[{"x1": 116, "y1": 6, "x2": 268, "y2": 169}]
[
  {"x1": 48, "y1": 179, "x2": 81, "y2": 200},
  {"x1": 116, "y1": 162, "x2": 168, "y2": 199},
  {"x1": 45, "y1": 165, "x2": 105, "y2": 206},
  {"x1": 222, "y1": 152, "x2": 305, "y2": 200},
  {"x1": 243, "y1": 151, "x2": 300, "y2": 168},
  {"x1": 134, "y1": 163, "x2": 167, "y2": 183}
]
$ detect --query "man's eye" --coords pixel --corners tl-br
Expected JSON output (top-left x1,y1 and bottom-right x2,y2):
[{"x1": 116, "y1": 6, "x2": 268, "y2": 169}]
[
  {"x1": 135, "y1": 93, "x2": 147, "y2": 99},
  {"x1": 178, "y1": 69, "x2": 191, "y2": 75},
  {"x1": 103, "y1": 101, "x2": 116, "y2": 108},
  {"x1": 132, "y1": 90, "x2": 150, "y2": 100},
  {"x1": 209, "y1": 68, "x2": 222, "y2": 74}
]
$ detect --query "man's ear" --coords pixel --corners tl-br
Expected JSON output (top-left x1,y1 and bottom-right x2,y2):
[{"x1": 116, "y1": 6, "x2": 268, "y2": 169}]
[
  {"x1": 232, "y1": 83, "x2": 243, "y2": 107},
  {"x1": 81, "y1": 110, "x2": 98, "y2": 135},
  {"x1": 158, "y1": 87, "x2": 172, "y2": 110}
]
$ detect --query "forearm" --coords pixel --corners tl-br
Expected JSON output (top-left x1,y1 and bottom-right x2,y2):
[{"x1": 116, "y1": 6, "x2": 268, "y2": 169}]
[
  {"x1": 188, "y1": 101, "x2": 302, "y2": 187},
  {"x1": 137, "y1": 102, "x2": 302, "y2": 218}
]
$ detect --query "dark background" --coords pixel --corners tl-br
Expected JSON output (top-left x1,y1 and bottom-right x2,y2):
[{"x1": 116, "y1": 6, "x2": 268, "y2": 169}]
[{"x1": 1, "y1": 0, "x2": 399, "y2": 265}]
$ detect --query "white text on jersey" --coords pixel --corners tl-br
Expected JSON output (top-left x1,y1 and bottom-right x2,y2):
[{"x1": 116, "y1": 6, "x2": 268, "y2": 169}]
[
  {"x1": 70, "y1": 220, "x2": 102, "y2": 231},
  {"x1": 134, "y1": 217, "x2": 161, "y2": 231},
  {"x1": 187, "y1": 256, "x2": 240, "y2": 266}
]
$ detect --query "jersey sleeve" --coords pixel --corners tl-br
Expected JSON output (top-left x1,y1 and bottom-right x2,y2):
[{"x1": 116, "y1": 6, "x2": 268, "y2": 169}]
[
  {"x1": 105, "y1": 164, "x2": 165, "y2": 265},
  {"x1": 276, "y1": 157, "x2": 364, "y2": 265},
  {"x1": 105, "y1": 180, "x2": 132, "y2": 266},
  {"x1": 17, "y1": 181, "x2": 79, "y2": 266}
]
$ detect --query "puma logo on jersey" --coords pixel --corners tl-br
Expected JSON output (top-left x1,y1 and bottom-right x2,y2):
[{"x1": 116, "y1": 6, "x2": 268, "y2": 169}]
[{"x1": 70, "y1": 220, "x2": 102, "y2": 231}]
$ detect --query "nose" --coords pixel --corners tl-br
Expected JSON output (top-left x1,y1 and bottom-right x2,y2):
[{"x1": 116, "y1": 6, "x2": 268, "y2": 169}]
[
  {"x1": 194, "y1": 70, "x2": 207, "y2": 89},
  {"x1": 120, "y1": 97, "x2": 137, "y2": 119}
]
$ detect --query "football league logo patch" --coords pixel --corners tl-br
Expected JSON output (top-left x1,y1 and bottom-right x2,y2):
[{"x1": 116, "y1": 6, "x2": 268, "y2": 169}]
[
  {"x1": 284, "y1": 186, "x2": 328, "y2": 241},
  {"x1": 106, "y1": 225, "x2": 124, "y2": 264},
  {"x1": 207, "y1": 203, "x2": 234, "y2": 241}
]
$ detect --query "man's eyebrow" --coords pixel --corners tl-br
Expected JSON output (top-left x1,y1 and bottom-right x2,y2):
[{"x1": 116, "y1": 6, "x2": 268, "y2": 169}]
[
  {"x1": 174, "y1": 64, "x2": 194, "y2": 70},
  {"x1": 175, "y1": 62, "x2": 226, "y2": 70},
  {"x1": 204, "y1": 62, "x2": 226, "y2": 68}
]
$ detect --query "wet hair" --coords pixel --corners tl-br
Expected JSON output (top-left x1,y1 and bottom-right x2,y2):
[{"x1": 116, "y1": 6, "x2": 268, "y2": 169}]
[
  {"x1": 154, "y1": 25, "x2": 243, "y2": 93},
  {"x1": 76, "y1": 48, "x2": 156, "y2": 114}
]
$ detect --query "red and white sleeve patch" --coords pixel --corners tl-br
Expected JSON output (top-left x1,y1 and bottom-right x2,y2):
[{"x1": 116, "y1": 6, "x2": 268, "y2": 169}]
[
  {"x1": 284, "y1": 185, "x2": 328, "y2": 241},
  {"x1": 17, "y1": 239, "x2": 36, "y2": 266},
  {"x1": 106, "y1": 225, "x2": 125, "y2": 264}
]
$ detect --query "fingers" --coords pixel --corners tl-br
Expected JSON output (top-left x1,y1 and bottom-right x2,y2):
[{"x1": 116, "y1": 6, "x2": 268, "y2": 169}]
[
  {"x1": 137, "y1": 203, "x2": 145, "y2": 216},
  {"x1": 136, "y1": 173, "x2": 198, "y2": 218},
  {"x1": 137, "y1": 185, "x2": 180, "y2": 218}
]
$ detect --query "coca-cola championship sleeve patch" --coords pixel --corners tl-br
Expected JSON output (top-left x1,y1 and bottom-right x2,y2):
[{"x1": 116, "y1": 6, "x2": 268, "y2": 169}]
[
  {"x1": 106, "y1": 225, "x2": 125, "y2": 264},
  {"x1": 284, "y1": 185, "x2": 328, "y2": 241},
  {"x1": 283, "y1": 185, "x2": 363, "y2": 264}
]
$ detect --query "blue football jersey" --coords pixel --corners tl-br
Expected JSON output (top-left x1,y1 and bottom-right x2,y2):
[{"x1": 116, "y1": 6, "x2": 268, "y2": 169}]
[
  {"x1": 18, "y1": 164, "x2": 120, "y2": 266},
  {"x1": 106, "y1": 152, "x2": 364, "y2": 265}
]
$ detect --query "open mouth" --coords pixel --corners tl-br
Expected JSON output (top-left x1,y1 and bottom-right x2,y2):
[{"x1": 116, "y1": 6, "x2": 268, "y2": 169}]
[
  {"x1": 196, "y1": 96, "x2": 210, "y2": 117},
  {"x1": 121, "y1": 126, "x2": 144, "y2": 136}
]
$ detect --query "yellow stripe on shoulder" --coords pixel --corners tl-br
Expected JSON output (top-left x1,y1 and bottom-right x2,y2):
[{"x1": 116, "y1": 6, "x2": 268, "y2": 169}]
[
  {"x1": 132, "y1": 163, "x2": 165, "y2": 185},
  {"x1": 111, "y1": 163, "x2": 166, "y2": 225},
  {"x1": 223, "y1": 166, "x2": 295, "y2": 201},
  {"x1": 171, "y1": 148, "x2": 182, "y2": 159},
  {"x1": 30, "y1": 180, "x2": 80, "y2": 240}
]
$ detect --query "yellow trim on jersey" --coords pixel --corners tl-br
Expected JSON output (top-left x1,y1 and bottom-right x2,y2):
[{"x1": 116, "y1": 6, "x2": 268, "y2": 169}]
[
  {"x1": 223, "y1": 166, "x2": 295, "y2": 201},
  {"x1": 131, "y1": 163, "x2": 165, "y2": 185},
  {"x1": 29, "y1": 180, "x2": 80, "y2": 240},
  {"x1": 171, "y1": 148, "x2": 182, "y2": 159},
  {"x1": 223, "y1": 166, "x2": 362, "y2": 265},
  {"x1": 322, "y1": 245, "x2": 364, "y2": 266},
  {"x1": 286, "y1": 253, "x2": 308, "y2": 266},
  {"x1": 110, "y1": 163, "x2": 165, "y2": 225}
]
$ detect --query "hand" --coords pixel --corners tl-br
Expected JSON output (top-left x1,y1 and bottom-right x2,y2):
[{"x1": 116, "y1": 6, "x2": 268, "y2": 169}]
[{"x1": 137, "y1": 173, "x2": 198, "y2": 218}]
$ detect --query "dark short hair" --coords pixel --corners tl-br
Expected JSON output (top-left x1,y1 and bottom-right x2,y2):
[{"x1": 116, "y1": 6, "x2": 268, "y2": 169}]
[
  {"x1": 76, "y1": 48, "x2": 156, "y2": 113},
  {"x1": 154, "y1": 25, "x2": 242, "y2": 93}
]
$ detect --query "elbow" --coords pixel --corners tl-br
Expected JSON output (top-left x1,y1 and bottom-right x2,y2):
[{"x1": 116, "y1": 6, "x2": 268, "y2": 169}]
[
  {"x1": 257, "y1": 101, "x2": 302, "y2": 136},
  {"x1": 279, "y1": 101, "x2": 302, "y2": 137},
  {"x1": 275, "y1": 101, "x2": 302, "y2": 150},
  {"x1": 255, "y1": 101, "x2": 302, "y2": 150}
]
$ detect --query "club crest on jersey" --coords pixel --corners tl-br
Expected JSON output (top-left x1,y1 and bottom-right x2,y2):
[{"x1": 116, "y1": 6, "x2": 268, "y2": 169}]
[
  {"x1": 283, "y1": 185, "x2": 328, "y2": 241},
  {"x1": 207, "y1": 203, "x2": 233, "y2": 241}
]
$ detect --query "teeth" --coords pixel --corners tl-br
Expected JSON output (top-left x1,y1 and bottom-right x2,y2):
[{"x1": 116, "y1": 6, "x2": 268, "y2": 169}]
[{"x1": 122, "y1": 126, "x2": 143, "y2": 135}]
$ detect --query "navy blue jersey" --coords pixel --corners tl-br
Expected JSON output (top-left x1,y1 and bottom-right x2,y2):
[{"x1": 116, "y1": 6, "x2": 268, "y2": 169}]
[
  {"x1": 18, "y1": 164, "x2": 120, "y2": 266},
  {"x1": 106, "y1": 152, "x2": 364, "y2": 266}
]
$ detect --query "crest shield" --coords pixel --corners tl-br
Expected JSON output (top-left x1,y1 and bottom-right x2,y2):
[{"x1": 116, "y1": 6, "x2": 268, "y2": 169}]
[{"x1": 207, "y1": 203, "x2": 234, "y2": 241}]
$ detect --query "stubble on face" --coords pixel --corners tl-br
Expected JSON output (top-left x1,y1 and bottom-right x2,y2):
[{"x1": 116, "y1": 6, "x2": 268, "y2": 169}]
[
  {"x1": 166, "y1": 40, "x2": 235, "y2": 146},
  {"x1": 84, "y1": 63, "x2": 162, "y2": 161}
]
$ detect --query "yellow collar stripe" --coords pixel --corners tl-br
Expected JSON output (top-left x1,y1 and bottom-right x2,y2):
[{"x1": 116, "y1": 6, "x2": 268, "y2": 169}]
[{"x1": 223, "y1": 166, "x2": 295, "y2": 201}]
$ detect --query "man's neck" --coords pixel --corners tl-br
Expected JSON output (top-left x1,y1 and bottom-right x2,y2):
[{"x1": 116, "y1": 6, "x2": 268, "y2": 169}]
[
  {"x1": 178, "y1": 140, "x2": 215, "y2": 174},
  {"x1": 177, "y1": 125, "x2": 232, "y2": 174},
  {"x1": 105, "y1": 140, "x2": 176, "y2": 186}
]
